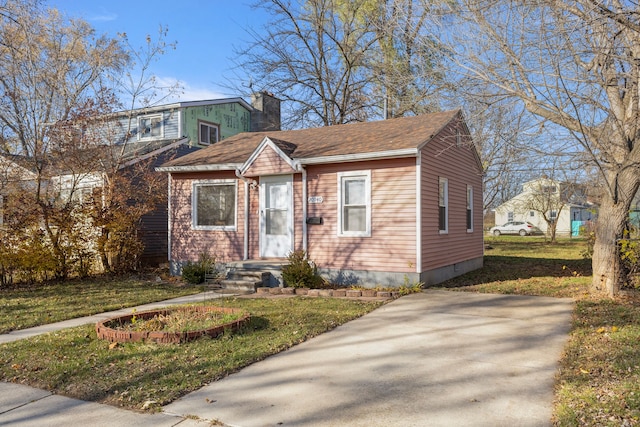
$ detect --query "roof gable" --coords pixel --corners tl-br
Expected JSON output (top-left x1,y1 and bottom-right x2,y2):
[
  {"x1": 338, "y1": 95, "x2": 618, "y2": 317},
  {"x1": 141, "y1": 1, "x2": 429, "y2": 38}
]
[{"x1": 241, "y1": 137, "x2": 297, "y2": 177}]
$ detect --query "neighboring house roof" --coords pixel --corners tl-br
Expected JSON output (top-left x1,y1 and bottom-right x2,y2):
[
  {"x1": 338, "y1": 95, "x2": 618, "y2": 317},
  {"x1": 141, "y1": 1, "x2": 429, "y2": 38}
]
[
  {"x1": 105, "y1": 97, "x2": 254, "y2": 119},
  {"x1": 0, "y1": 137, "x2": 195, "y2": 179},
  {"x1": 0, "y1": 154, "x2": 38, "y2": 182},
  {"x1": 495, "y1": 177, "x2": 594, "y2": 211},
  {"x1": 158, "y1": 109, "x2": 464, "y2": 172}
]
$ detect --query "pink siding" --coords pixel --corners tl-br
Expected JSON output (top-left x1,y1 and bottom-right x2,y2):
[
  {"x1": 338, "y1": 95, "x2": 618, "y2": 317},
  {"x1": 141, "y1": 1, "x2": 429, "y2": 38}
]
[
  {"x1": 244, "y1": 145, "x2": 296, "y2": 177},
  {"x1": 293, "y1": 175, "x2": 304, "y2": 251},
  {"x1": 169, "y1": 171, "x2": 247, "y2": 263},
  {"x1": 420, "y1": 121, "x2": 484, "y2": 271},
  {"x1": 306, "y1": 159, "x2": 417, "y2": 274}
]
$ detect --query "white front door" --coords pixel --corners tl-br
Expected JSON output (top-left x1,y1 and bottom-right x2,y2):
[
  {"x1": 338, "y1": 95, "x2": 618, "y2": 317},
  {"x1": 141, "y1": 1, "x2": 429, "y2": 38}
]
[{"x1": 260, "y1": 175, "x2": 293, "y2": 258}]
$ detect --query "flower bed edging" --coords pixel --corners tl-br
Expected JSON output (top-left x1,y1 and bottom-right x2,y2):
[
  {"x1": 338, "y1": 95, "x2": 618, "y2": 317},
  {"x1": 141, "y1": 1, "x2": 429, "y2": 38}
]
[
  {"x1": 96, "y1": 306, "x2": 250, "y2": 344},
  {"x1": 256, "y1": 287, "x2": 401, "y2": 299}
]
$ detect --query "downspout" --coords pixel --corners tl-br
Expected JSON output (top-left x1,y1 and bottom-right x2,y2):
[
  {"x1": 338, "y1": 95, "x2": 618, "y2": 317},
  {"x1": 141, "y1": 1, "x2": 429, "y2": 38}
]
[
  {"x1": 295, "y1": 162, "x2": 308, "y2": 253},
  {"x1": 415, "y1": 154, "x2": 421, "y2": 275},
  {"x1": 235, "y1": 169, "x2": 257, "y2": 260},
  {"x1": 167, "y1": 173, "x2": 172, "y2": 266}
]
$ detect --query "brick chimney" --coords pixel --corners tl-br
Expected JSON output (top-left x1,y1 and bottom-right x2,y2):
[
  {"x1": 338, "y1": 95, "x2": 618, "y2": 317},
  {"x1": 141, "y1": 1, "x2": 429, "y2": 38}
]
[{"x1": 250, "y1": 91, "x2": 281, "y2": 131}]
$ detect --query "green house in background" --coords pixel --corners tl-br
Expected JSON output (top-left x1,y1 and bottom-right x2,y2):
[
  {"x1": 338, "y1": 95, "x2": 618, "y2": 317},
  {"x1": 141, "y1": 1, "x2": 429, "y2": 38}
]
[{"x1": 87, "y1": 92, "x2": 282, "y2": 265}]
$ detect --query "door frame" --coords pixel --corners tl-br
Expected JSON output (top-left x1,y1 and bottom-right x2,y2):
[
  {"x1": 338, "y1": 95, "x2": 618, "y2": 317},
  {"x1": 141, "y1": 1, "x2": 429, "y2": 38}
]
[{"x1": 259, "y1": 174, "x2": 294, "y2": 258}]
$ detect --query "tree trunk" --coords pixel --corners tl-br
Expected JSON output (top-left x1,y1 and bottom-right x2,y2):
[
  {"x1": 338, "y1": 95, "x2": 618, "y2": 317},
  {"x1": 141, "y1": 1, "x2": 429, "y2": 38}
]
[{"x1": 591, "y1": 195, "x2": 630, "y2": 296}]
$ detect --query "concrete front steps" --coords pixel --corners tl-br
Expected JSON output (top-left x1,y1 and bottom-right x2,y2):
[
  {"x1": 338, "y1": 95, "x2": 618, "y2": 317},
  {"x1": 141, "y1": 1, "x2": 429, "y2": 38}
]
[
  {"x1": 206, "y1": 260, "x2": 286, "y2": 293},
  {"x1": 219, "y1": 270, "x2": 270, "y2": 293}
]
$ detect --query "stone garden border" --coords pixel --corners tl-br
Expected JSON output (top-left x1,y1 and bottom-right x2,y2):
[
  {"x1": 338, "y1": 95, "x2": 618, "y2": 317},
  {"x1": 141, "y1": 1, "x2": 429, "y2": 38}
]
[
  {"x1": 96, "y1": 306, "x2": 250, "y2": 344},
  {"x1": 256, "y1": 287, "x2": 400, "y2": 299}
]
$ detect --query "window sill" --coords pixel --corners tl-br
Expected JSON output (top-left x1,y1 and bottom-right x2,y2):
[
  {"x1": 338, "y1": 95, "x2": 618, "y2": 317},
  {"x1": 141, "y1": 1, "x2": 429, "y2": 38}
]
[
  {"x1": 193, "y1": 226, "x2": 237, "y2": 232},
  {"x1": 338, "y1": 232, "x2": 371, "y2": 238}
]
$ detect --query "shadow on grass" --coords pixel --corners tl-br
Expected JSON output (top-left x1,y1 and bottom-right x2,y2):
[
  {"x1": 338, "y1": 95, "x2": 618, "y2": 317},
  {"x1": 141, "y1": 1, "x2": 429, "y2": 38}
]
[{"x1": 438, "y1": 255, "x2": 592, "y2": 289}]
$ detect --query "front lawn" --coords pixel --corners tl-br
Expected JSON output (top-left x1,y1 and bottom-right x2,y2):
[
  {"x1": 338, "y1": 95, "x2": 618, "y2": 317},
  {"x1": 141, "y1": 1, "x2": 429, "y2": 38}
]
[
  {"x1": 0, "y1": 276, "x2": 202, "y2": 334},
  {"x1": 0, "y1": 296, "x2": 383, "y2": 411},
  {"x1": 440, "y1": 236, "x2": 640, "y2": 426}
]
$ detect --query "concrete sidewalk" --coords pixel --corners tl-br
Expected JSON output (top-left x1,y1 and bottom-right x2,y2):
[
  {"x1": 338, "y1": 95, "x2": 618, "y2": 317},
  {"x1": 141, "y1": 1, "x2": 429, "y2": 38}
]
[{"x1": 0, "y1": 290, "x2": 574, "y2": 426}]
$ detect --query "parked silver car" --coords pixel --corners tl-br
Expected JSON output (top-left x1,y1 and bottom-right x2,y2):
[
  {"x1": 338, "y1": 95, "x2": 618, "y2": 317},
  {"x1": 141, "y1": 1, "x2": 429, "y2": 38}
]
[{"x1": 490, "y1": 221, "x2": 542, "y2": 236}]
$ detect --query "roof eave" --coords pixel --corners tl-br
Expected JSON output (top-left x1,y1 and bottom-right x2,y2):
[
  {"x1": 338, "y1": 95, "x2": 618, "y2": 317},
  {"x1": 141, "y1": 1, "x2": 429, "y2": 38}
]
[
  {"x1": 156, "y1": 163, "x2": 243, "y2": 173},
  {"x1": 298, "y1": 148, "x2": 418, "y2": 165}
]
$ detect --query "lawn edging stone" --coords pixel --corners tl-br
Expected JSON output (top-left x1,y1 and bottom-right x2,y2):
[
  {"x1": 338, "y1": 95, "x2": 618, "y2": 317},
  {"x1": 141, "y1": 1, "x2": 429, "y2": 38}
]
[{"x1": 256, "y1": 287, "x2": 398, "y2": 300}]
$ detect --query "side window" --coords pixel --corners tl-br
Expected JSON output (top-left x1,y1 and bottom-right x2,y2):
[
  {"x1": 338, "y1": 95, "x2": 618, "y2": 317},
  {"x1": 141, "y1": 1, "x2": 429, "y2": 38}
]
[
  {"x1": 508, "y1": 211, "x2": 514, "y2": 222},
  {"x1": 199, "y1": 121, "x2": 219, "y2": 145},
  {"x1": 192, "y1": 180, "x2": 237, "y2": 230},
  {"x1": 466, "y1": 185, "x2": 473, "y2": 232},
  {"x1": 338, "y1": 171, "x2": 371, "y2": 237},
  {"x1": 439, "y1": 177, "x2": 448, "y2": 233},
  {"x1": 138, "y1": 115, "x2": 163, "y2": 139}
]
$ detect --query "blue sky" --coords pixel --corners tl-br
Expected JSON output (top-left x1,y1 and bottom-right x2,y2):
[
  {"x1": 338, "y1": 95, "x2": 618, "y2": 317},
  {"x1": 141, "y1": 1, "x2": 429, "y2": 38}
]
[{"x1": 47, "y1": 0, "x2": 271, "y2": 103}]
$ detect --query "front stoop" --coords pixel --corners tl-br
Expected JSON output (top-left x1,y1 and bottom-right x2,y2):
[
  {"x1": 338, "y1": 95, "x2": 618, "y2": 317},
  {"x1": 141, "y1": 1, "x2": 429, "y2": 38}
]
[{"x1": 219, "y1": 270, "x2": 272, "y2": 294}]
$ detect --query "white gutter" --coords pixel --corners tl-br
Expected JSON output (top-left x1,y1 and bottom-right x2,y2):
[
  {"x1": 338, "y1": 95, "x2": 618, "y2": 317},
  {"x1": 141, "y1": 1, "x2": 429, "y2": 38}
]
[
  {"x1": 157, "y1": 149, "x2": 417, "y2": 173},
  {"x1": 167, "y1": 173, "x2": 172, "y2": 264},
  {"x1": 235, "y1": 169, "x2": 258, "y2": 260},
  {"x1": 295, "y1": 162, "x2": 308, "y2": 253},
  {"x1": 156, "y1": 163, "x2": 242, "y2": 173},
  {"x1": 415, "y1": 154, "x2": 421, "y2": 274},
  {"x1": 298, "y1": 148, "x2": 417, "y2": 165}
]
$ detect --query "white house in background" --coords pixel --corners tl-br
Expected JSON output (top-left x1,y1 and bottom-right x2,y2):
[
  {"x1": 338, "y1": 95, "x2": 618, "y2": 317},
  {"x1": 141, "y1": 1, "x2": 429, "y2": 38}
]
[{"x1": 494, "y1": 177, "x2": 596, "y2": 237}]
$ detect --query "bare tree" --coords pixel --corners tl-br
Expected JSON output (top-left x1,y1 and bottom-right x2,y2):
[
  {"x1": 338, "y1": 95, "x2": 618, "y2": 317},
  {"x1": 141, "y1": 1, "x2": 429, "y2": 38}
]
[
  {"x1": 434, "y1": 0, "x2": 640, "y2": 295},
  {"x1": 512, "y1": 175, "x2": 585, "y2": 242},
  {"x1": 450, "y1": 93, "x2": 538, "y2": 211},
  {"x1": 233, "y1": 0, "x2": 442, "y2": 128},
  {"x1": 364, "y1": 0, "x2": 443, "y2": 118},
  {"x1": 0, "y1": 0, "x2": 128, "y2": 278},
  {"x1": 0, "y1": 2, "x2": 175, "y2": 279}
]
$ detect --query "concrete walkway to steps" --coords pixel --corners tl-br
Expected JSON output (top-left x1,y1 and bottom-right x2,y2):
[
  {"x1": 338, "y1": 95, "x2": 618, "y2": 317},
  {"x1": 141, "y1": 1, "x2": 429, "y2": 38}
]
[{"x1": 0, "y1": 289, "x2": 574, "y2": 426}]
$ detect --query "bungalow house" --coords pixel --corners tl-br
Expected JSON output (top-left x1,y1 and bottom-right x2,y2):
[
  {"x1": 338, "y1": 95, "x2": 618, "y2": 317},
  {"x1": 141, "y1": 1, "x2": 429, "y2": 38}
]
[
  {"x1": 157, "y1": 109, "x2": 484, "y2": 287},
  {"x1": 494, "y1": 177, "x2": 595, "y2": 237}
]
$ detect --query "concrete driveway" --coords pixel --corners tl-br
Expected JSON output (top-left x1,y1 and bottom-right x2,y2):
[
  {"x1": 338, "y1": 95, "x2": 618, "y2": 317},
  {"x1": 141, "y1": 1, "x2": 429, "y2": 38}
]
[{"x1": 164, "y1": 290, "x2": 574, "y2": 426}]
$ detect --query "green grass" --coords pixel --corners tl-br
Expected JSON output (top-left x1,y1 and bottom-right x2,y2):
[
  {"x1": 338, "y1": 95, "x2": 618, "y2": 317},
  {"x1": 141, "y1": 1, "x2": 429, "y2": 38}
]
[
  {"x1": 0, "y1": 276, "x2": 202, "y2": 334},
  {"x1": 439, "y1": 236, "x2": 592, "y2": 298},
  {"x1": 0, "y1": 297, "x2": 382, "y2": 411},
  {"x1": 438, "y1": 236, "x2": 640, "y2": 426}
]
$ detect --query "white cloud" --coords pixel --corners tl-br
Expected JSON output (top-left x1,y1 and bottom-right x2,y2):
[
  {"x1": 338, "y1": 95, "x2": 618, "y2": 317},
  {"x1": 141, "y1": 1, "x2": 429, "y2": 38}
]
[
  {"x1": 87, "y1": 7, "x2": 118, "y2": 22},
  {"x1": 154, "y1": 76, "x2": 228, "y2": 104}
]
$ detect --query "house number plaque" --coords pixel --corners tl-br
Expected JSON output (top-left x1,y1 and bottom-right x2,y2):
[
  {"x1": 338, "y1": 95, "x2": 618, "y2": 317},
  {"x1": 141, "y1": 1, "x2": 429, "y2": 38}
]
[{"x1": 308, "y1": 196, "x2": 323, "y2": 204}]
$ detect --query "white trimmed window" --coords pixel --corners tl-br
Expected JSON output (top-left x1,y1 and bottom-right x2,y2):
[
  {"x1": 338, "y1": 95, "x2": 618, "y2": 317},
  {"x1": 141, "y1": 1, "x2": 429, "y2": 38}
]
[
  {"x1": 508, "y1": 211, "x2": 514, "y2": 222},
  {"x1": 199, "y1": 121, "x2": 219, "y2": 145},
  {"x1": 466, "y1": 185, "x2": 473, "y2": 232},
  {"x1": 438, "y1": 177, "x2": 448, "y2": 233},
  {"x1": 138, "y1": 114, "x2": 163, "y2": 139},
  {"x1": 338, "y1": 170, "x2": 371, "y2": 237},
  {"x1": 192, "y1": 180, "x2": 237, "y2": 230}
]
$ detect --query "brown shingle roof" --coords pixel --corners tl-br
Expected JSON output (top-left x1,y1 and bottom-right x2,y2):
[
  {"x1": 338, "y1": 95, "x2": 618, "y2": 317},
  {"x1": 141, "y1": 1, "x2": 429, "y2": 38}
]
[{"x1": 160, "y1": 110, "x2": 460, "y2": 169}]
